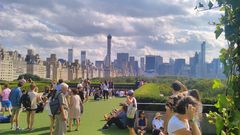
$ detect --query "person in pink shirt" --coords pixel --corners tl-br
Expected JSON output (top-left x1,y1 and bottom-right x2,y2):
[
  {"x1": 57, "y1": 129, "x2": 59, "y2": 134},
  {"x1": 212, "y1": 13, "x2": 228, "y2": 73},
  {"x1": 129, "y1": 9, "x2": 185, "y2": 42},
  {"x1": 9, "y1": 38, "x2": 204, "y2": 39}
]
[{"x1": 1, "y1": 83, "x2": 12, "y2": 116}]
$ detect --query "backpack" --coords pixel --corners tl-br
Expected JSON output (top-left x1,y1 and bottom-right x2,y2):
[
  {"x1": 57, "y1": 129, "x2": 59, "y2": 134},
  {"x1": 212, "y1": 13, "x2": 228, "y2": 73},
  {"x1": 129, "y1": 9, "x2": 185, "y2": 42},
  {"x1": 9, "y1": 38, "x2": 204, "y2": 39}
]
[
  {"x1": 20, "y1": 92, "x2": 31, "y2": 111},
  {"x1": 36, "y1": 102, "x2": 44, "y2": 113},
  {"x1": 49, "y1": 91, "x2": 61, "y2": 117}
]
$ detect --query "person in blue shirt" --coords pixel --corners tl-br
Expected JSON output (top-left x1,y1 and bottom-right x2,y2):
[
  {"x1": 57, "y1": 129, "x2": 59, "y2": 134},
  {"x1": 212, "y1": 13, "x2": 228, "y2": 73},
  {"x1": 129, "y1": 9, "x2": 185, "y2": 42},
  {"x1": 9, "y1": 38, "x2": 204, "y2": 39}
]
[
  {"x1": 102, "y1": 104, "x2": 128, "y2": 130},
  {"x1": 9, "y1": 79, "x2": 26, "y2": 131}
]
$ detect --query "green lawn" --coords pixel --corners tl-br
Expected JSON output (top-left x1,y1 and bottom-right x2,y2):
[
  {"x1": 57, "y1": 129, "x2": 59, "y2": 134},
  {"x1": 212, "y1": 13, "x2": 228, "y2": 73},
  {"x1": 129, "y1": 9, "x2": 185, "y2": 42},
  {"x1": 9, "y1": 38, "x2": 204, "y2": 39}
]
[{"x1": 0, "y1": 97, "x2": 133, "y2": 135}]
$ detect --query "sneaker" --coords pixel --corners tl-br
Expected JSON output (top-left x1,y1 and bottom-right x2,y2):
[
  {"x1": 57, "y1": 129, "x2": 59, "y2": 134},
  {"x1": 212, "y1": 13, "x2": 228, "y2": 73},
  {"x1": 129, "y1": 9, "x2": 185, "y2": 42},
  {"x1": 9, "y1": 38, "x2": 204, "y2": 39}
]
[
  {"x1": 102, "y1": 125, "x2": 109, "y2": 130},
  {"x1": 16, "y1": 127, "x2": 22, "y2": 131},
  {"x1": 29, "y1": 128, "x2": 34, "y2": 131}
]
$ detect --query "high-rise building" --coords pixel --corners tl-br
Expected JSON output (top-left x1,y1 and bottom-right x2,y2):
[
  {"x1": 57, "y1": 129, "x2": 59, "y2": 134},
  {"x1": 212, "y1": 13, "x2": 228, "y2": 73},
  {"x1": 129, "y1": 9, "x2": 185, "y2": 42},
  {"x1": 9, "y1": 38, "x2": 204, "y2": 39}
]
[
  {"x1": 68, "y1": 48, "x2": 73, "y2": 63},
  {"x1": 25, "y1": 49, "x2": 46, "y2": 78},
  {"x1": 189, "y1": 52, "x2": 199, "y2": 77},
  {"x1": 140, "y1": 57, "x2": 145, "y2": 72},
  {"x1": 201, "y1": 41, "x2": 206, "y2": 65},
  {"x1": 196, "y1": 41, "x2": 207, "y2": 78},
  {"x1": 95, "y1": 61, "x2": 104, "y2": 69},
  {"x1": 145, "y1": 55, "x2": 163, "y2": 73},
  {"x1": 174, "y1": 59, "x2": 186, "y2": 75},
  {"x1": 116, "y1": 53, "x2": 129, "y2": 69},
  {"x1": 0, "y1": 48, "x2": 26, "y2": 81},
  {"x1": 104, "y1": 34, "x2": 112, "y2": 78},
  {"x1": 81, "y1": 51, "x2": 86, "y2": 67}
]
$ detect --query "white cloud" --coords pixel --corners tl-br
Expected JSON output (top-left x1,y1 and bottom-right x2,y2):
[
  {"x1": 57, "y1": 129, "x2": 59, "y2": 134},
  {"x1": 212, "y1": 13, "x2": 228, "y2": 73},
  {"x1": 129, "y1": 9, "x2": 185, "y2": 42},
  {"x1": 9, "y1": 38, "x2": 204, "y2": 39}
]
[{"x1": 0, "y1": 0, "x2": 227, "y2": 64}]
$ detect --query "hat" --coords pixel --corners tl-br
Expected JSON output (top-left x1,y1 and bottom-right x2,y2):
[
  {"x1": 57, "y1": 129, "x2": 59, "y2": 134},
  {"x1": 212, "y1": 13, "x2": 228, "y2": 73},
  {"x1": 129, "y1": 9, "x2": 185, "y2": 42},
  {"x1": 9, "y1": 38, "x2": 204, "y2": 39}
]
[
  {"x1": 127, "y1": 90, "x2": 134, "y2": 96},
  {"x1": 19, "y1": 79, "x2": 26, "y2": 85},
  {"x1": 155, "y1": 112, "x2": 162, "y2": 118}
]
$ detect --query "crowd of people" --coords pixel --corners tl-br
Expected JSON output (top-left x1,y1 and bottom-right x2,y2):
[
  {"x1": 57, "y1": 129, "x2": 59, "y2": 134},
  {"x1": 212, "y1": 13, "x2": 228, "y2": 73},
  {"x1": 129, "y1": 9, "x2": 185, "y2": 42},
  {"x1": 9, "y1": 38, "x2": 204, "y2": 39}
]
[
  {"x1": 0, "y1": 78, "x2": 203, "y2": 135},
  {"x1": 101, "y1": 80, "x2": 202, "y2": 135}
]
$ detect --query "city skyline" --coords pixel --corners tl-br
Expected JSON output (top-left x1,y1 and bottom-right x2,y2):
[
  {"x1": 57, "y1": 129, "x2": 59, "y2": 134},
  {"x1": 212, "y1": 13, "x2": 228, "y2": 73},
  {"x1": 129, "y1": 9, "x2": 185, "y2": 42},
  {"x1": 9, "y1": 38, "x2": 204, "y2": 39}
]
[{"x1": 0, "y1": 0, "x2": 226, "y2": 63}]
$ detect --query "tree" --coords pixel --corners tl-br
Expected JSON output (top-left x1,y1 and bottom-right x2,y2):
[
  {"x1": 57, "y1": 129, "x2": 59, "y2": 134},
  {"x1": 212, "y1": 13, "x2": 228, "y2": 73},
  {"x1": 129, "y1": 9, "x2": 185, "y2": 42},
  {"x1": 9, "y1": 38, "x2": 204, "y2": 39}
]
[
  {"x1": 17, "y1": 73, "x2": 41, "y2": 81},
  {"x1": 197, "y1": 0, "x2": 240, "y2": 134}
]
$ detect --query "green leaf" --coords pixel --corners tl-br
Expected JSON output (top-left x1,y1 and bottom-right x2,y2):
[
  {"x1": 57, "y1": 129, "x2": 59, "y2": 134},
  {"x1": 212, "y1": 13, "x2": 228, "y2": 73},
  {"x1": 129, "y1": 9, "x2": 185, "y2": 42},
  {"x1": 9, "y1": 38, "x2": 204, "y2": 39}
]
[
  {"x1": 215, "y1": 25, "x2": 224, "y2": 39},
  {"x1": 216, "y1": 115, "x2": 224, "y2": 135},
  {"x1": 212, "y1": 79, "x2": 224, "y2": 89},
  {"x1": 208, "y1": 1, "x2": 213, "y2": 9},
  {"x1": 221, "y1": 130, "x2": 226, "y2": 135}
]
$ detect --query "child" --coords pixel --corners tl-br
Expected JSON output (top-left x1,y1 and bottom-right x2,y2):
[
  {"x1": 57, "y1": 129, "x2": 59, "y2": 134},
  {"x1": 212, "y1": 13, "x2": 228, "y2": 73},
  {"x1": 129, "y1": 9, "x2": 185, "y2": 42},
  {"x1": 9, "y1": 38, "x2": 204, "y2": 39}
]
[
  {"x1": 68, "y1": 89, "x2": 83, "y2": 132},
  {"x1": 137, "y1": 111, "x2": 147, "y2": 135}
]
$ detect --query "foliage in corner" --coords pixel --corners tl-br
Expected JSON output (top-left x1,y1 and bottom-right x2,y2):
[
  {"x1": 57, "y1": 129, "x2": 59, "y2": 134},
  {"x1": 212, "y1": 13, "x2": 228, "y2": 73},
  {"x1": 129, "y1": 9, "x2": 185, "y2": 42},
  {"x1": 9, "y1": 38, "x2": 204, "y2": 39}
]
[{"x1": 197, "y1": 0, "x2": 240, "y2": 134}]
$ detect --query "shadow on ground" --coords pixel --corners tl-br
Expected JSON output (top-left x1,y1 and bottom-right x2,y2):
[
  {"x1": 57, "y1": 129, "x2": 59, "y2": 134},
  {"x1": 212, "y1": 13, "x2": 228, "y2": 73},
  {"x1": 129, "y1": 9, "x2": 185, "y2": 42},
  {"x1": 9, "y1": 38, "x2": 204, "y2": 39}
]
[{"x1": 0, "y1": 126, "x2": 49, "y2": 135}]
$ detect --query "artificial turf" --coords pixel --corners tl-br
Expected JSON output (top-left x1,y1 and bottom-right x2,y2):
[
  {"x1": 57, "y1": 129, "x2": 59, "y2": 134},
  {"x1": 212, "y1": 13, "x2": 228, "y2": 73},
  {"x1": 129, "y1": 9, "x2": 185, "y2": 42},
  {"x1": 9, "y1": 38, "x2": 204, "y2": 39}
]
[{"x1": 0, "y1": 97, "x2": 136, "y2": 135}]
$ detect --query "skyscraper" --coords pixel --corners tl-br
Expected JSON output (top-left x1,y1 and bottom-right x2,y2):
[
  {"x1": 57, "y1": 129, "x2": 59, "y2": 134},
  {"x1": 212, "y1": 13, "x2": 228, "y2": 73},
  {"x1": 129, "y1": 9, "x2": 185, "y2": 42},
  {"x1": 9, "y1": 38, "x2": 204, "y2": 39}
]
[
  {"x1": 201, "y1": 41, "x2": 206, "y2": 65},
  {"x1": 140, "y1": 57, "x2": 145, "y2": 72},
  {"x1": 116, "y1": 53, "x2": 129, "y2": 69},
  {"x1": 68, "y1": 48, "x2": 73, "y2": 63},
  {"x1": 81, "y1": 51, "x2": 86, "y2": 67},
  {"x1": 104, "y1": 34, "x2": 112, "y2": 78},
  {"x1": 145, "y1": 55, "x2": 162, "y2": 73}
]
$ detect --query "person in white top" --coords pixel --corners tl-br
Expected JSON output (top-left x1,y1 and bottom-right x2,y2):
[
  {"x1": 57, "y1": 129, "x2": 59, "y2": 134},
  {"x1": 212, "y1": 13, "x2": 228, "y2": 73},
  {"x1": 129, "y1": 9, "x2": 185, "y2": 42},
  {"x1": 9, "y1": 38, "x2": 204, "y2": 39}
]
[
  {"x1": 26, "y1": 82, "x2": 41, "y2": 131},
  {"x1": 167, "y1": 96, "x2": 201, "y2": 135},
  {"x1": 152, "y1": 112, "x2": 164, "y2": 135}
]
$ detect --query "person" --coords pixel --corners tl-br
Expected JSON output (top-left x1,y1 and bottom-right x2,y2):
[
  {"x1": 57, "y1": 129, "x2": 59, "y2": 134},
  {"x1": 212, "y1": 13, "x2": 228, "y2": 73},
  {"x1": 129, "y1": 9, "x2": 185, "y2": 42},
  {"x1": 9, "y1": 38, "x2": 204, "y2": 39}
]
[
  {"x1": 53, "y1": 83, "x2": 69, "y2": 135},
  {"x1": 152, "y1": 112, "x2": 164, "y2": 135},
  {"x1": 188, "y1": 89, "x2": 202, "y2": 128},
  {"x1": 77, "y1": 83, "x2": 85, "y2": 102},
  {"x1": 164, "y1": 80, "x2": 188, "y2": 134},
  {"x1": 126, "y1": 90, "x2": 137, "y2": 135},
  {"x1": 137, "y1": 111, "x2": 147, "y2": 135},
  {"x1": 68, "y1": 88, "x2": 83, "y2": 132},
  {"x1": 102, "y1": 104, "x2": 128, "y2": 130},
  {"x1": 56, "y1": 79, "x2": 64, "y2": 91},
  {"x1": 0, "y1": 85, "x2": 2, "y2": 112},
  {"x1": 94, "y1": 88, "x2": 102, "y2": 101},
  {"x1": 167, "y1": 96, "x2": 201, "y2": 135},
  {"x1": 108, "y1": 80, "x2": 114, "y2": 99},
  {"x1": 43, "y1": 84, "x2": 56, "y2": 135},
  {"x1": 103, "y1": 80, "x2": 109, "y2": 100},
  {"x1": 82, "y1": 79, "x2": 90, "y2": 102},
  {"x1": 9, "y1": 79, "x2": 26, "y2": 131},
  {"x1": 25, "y1": 82, "x2": 41, "y2": 131},
  {"x1": 1, "y1": 83, "x2": 12, "y2": 116}
]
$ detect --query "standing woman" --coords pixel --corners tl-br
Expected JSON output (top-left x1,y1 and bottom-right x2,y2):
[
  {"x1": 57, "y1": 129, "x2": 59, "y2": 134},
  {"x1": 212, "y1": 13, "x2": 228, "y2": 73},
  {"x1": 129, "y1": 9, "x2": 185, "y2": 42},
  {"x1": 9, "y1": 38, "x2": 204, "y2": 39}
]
[
  {"x1": 103, "y1": 80, "x2": 109, "y2": 100},
  {"x1": 68, "y1": 89, "x2": 83, "y2": 132},
  {"x1": 1, "y1": 83, "x2": 12, "y2": 116},
  {"x1": 126, "y1": 90, "x2": 137, "y2": 135},
  {"x1": 26, "y1": 82, "x2": 41, "y2": 131}
]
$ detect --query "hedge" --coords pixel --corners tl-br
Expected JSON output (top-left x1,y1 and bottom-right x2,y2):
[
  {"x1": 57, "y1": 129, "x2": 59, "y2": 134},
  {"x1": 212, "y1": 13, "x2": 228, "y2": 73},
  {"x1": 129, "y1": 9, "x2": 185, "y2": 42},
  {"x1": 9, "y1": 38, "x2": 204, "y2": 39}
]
[{"x1": 135, "y1": 82, "x2": 223, "y2": 104}]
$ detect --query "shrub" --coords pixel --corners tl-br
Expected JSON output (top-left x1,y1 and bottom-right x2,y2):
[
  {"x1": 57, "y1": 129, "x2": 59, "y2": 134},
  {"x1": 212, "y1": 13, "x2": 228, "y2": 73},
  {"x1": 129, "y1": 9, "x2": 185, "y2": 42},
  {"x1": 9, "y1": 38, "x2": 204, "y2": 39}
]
[{"x1": 135, "y1": 82, "x2": 224, "y2": 104}]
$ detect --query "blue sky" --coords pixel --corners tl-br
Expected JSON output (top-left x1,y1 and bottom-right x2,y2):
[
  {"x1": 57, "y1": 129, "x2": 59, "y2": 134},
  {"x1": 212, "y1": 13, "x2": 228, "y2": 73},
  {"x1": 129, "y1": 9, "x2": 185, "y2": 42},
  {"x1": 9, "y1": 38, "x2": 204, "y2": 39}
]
[{"x1": 0, "y1": 0, "x2": 226, "y2": 63}]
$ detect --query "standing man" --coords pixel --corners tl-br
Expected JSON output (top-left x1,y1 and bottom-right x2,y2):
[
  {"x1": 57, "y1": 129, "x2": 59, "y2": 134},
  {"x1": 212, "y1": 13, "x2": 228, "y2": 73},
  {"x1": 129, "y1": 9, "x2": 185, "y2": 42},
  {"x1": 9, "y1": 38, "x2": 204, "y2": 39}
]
[
  {"x1": 54, "y1": 83, "x2": 69, "y2": 135},
  {"x1": 9, "y1": 79, "x2": 26, "y2": 131}
]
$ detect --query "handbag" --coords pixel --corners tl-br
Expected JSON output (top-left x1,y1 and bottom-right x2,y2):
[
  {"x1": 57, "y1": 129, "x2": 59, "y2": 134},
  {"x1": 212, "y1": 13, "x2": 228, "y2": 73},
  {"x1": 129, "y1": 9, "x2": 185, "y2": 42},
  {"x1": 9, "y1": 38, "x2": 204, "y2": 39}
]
[{"x1": 127, "y1": 99, "x2": 137, "y2": 119}]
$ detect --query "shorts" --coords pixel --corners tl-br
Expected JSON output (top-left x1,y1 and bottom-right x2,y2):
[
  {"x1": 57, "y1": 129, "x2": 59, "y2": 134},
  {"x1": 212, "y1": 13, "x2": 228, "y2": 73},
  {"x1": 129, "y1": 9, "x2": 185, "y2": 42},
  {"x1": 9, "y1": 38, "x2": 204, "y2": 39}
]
[
  {"x1": 12, "y1": 107, "x2": 21, "y2": 117},
  {"x1": 127, "y1": 118, "x2": 135, "y2": 128},
  {"x1": 1, "y1": 100, "x2": 12, "y2": 108}
]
